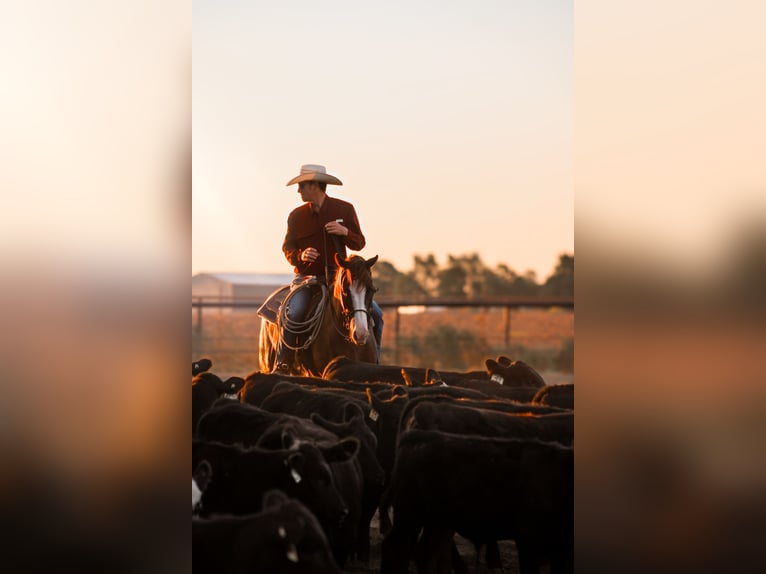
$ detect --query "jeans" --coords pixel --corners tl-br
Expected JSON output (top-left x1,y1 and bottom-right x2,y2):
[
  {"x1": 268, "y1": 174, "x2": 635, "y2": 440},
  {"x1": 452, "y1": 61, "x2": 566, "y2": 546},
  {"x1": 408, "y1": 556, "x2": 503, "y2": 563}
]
[{"x1": 371, "y1": 300, "x2": 384, "y2": 362}]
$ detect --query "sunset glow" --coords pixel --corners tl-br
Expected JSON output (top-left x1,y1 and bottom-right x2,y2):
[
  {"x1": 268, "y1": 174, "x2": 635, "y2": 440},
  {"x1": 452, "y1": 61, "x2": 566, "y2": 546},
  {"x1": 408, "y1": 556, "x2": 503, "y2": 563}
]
[{"x1": 192, "y1": 1, "x2": 573, "y2": 280}]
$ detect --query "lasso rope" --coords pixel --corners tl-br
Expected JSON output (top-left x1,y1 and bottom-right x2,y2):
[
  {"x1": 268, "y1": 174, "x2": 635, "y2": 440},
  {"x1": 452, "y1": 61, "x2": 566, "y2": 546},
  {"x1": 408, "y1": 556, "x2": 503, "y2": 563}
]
[{"x1": 277, "y1": 283, "x2": 329, "y2": 351}]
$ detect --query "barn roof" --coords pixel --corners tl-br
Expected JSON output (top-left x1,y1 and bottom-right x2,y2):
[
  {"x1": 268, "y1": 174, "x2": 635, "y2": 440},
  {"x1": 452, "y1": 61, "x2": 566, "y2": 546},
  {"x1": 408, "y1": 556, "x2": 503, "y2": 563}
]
[{"x1": 193, "y1": 272, "x2": 294, "y2": 286}]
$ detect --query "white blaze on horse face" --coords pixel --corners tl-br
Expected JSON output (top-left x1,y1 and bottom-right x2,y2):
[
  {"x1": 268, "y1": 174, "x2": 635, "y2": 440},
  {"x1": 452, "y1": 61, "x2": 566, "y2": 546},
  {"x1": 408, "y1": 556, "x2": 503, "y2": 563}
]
[{"x1": 348, "y1": 279, "x2": 370, "y2": 345}]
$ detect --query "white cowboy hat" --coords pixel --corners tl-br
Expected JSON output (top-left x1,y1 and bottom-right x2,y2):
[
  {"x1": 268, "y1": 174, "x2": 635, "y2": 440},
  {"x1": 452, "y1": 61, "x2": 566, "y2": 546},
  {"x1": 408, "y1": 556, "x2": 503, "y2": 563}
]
[{"x1": 286, "y1": 164, "x2": 343, "y2": 186}]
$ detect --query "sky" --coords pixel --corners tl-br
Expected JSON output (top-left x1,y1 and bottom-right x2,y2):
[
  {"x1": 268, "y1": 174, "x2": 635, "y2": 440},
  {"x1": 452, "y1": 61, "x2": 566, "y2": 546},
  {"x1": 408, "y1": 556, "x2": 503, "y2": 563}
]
[{"x1": 192, "y1": 0, "x2": 573, "y2": 281}]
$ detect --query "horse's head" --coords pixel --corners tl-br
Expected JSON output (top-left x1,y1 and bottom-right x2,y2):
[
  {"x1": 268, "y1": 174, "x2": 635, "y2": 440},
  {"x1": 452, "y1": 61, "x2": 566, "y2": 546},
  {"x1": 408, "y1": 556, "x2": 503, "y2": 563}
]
[{"x1": 333, "y1": 253, "x2": 378, "y2": 346}]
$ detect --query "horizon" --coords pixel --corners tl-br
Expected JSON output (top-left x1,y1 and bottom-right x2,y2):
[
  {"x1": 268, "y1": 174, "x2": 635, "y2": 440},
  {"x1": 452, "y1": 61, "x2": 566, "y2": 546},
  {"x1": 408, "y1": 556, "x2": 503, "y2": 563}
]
[{"x1": 191, "y1": 249, "x2": 572, "y2": 282}]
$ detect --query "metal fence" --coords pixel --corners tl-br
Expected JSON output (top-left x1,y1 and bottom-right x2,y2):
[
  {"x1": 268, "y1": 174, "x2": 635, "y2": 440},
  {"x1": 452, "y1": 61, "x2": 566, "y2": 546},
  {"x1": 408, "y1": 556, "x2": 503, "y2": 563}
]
[{"x1": 192, "y1": 296, "x2": 573, "y2": 376}]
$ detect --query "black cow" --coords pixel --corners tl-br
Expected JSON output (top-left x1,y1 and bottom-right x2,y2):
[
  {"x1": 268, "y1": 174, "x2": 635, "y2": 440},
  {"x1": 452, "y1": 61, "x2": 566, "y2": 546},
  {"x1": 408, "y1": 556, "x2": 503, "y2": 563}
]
[
  {"x1": 363, "y1": 387, "x2": 562, "y2": 494},
  {"x1": 240, "y1": 371, "x2": 334, "y2": 406},
  {"x1": 197, "y1": 400, "x2": 324, "y2": 447},
  {"x1": 381, "y1": 430, "x2": 573, "y2": 574},
  {"x1": 368, "y1": 391, "x2": 566, "y2": 541},
  {"x1": 193, "y1": 489, "x2": 341, "y2": 574},
  {"x1": 197, "y1": 399, "x2": 383, "y2": 565},
  {"x1": 192, "y1": 439, "x2": 357, "y2": 539},
  {"x1": 310, "y1": 411, "x2": 387, "y2": 564},
  {"x1": 323, "y1": 355, "x2": 547, "y2": 388},
  {"x1": 259, "y1": 385, "x2": 385, "y2": 562},
  {"x1": 256, "y1": 424, "x2": 363, "y2": 566},
  {"x1": 405, "y1": 401, "x2": 574, "y2": 445},
  {"x1": 485, "y1": 357, "x2": 546, "y2": 388},
  {"x1": 433, "y1": 377, "x2": 541, "y2": 402},
  {"x1": 323, "y1": 357, "x2": 491, "y2": 386},
  {"x1": 321, "y1": 357, "x2": 423, "y2": 384},
  {"x1": 532, "y1": 383, "x2": 574, "y2": 410},
  {"x1": 260, "y1": 382, "x2": 374, "y2": 429},
  {"x1": 192, "y1": 372, "x2": 245, "y2": 436}
]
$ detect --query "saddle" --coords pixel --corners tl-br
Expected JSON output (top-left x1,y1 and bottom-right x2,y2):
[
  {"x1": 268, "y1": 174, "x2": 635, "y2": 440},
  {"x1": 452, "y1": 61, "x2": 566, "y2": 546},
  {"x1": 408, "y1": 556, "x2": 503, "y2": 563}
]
[{"x1": 256, "y1": 285, "x2": 290, "y2": 324}]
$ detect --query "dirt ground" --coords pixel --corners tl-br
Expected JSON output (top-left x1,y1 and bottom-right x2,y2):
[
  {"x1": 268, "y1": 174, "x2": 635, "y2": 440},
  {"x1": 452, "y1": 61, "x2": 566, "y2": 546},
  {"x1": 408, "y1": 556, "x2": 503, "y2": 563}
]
[{"x1": 345, "y1": 512, "x2": 520, "y2": 574}]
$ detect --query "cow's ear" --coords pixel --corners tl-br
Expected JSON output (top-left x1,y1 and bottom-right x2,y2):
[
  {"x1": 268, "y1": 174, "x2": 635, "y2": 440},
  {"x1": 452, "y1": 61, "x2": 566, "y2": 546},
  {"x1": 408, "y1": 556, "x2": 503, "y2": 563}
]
[
  {"x1": 193, "y1": 460, "x2": 213, "y2": 492},
  {"x1": 344, "y1": 401, "x2": 364, "y2": 423},
  {"x1": 425, "y1": 368, "x2": 443, "y2": 385},
  {"x1": 391, "y1": 384, "x2": 408, "y2": 398},
  {"x1": 262, "y1": 489, "x2": 288, "y2": 509},
  {"x1": 322, "y1": 437, "x2": 359, "y2": 463},
  {"x1": 365, "y1": 255, "x2": 378, "y2": 268},
  {"x1": 225, "y1": 376, "x2": 245, "y2": 393},
  {"x1": 497, "y1": 355, "x2": 512, "y2": 367},
  {"x1": 485, "y1": 358, "x2": 499, "y2": 373},
  {"x1": 365, "y1": 387, "x2": 380, "y2": 409}
]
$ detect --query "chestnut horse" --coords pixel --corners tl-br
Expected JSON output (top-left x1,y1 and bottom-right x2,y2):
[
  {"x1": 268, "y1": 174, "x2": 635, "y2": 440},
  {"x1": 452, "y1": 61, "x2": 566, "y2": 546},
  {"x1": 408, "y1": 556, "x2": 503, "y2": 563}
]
[{"x1": 259, "y1": 254, "x2": 379, "y2": 377}]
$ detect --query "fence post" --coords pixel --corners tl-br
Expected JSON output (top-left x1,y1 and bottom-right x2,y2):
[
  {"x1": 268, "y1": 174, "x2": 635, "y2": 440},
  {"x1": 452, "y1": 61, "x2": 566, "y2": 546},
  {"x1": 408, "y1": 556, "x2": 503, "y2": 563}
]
[
  {"x1": 195, "y1": 298, "x2": 203, "y2": 333},
  {"x1": 504, "y1": 305, "x2": 511, "y2": 349},
  {"x1": 394, "y1": 307, "x2": 401, "y2": 364}
]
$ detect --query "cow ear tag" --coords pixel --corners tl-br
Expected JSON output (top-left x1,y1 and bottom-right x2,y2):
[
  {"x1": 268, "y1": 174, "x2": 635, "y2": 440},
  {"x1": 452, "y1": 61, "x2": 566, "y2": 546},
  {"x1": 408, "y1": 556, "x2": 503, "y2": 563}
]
[
  {"x1": 291, "y1": 468, "x2": 302, "y2": 483},
  {"x1": 491, "y1": 374, "x2": 504, "y2": 385},
  {"x1": 369, "y1": 409, "x2": 379, "y2": 421},
  {"x1": 286, "y1": 544, "x2": 299, "y2": 563}
]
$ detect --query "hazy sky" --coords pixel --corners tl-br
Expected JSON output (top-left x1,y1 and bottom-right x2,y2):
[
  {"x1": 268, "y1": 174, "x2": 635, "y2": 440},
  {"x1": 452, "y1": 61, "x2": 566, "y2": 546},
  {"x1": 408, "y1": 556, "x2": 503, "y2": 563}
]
[{"x1": 193, "y1": 1, "x2": 573, "y2": 280}]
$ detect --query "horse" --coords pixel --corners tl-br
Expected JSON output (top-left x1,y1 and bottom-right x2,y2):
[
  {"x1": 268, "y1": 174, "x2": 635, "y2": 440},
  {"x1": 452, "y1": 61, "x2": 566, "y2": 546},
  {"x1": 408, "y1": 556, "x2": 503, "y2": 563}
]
[{"x1": 258, "y1": 254, "x2": 379, "y2": 377}]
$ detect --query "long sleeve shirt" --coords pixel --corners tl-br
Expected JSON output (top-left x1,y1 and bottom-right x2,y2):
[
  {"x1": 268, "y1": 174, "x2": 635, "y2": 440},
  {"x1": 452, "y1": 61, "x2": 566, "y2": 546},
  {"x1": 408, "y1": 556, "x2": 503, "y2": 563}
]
[{"x1": 282, "y1": 195, "x2": 366, "y2": 277}]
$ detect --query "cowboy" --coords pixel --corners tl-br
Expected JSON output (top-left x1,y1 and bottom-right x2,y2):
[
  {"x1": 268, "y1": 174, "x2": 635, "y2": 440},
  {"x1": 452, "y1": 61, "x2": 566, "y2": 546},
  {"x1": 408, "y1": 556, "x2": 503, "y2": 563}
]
[{"x1": 273, "y1": 164, "x2": 384, "y2": 373}]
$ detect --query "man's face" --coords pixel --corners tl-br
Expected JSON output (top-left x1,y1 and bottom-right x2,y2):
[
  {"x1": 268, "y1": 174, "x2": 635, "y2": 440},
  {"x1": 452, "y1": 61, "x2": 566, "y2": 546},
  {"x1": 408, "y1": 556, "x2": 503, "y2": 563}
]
[{"x1": 298, "y1": 181, "x2": 320, "y2": 203}]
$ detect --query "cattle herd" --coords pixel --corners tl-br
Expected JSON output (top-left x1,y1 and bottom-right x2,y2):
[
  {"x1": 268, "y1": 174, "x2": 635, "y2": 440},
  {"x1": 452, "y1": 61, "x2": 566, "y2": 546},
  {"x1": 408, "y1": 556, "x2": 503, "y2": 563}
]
[{"x1": 192, "y1": 355, "x2": 573, "y2": 573}]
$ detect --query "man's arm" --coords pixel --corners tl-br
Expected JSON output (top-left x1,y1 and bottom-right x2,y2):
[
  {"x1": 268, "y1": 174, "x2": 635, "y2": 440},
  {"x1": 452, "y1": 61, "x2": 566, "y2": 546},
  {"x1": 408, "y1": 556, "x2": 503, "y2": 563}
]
[
  {"x1": 341, "y1": 204, "x2": 365, "y2": 251},
  {"x1": 282, "y1": 215, "x2": 304, "y2": 272}
]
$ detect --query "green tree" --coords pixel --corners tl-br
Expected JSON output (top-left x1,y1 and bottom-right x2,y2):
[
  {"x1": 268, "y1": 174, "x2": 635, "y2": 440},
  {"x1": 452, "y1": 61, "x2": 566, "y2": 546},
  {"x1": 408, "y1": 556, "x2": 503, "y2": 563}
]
[
  {"x1": 482, "y1": 266, "x2": 514, "y2": 296},
  {"x1": 494, "y1": 264, "x2": 539, "y2": 296},
  {"x1": 459, "y1": 253, "x2": 486, "y2": 299},
  {"x1": 373, "y1": 260, "x2": 427, "y2": 298},
  {"x1": 412, "y1": 254, "x2": 440, "y2": 297},
  {"x1": 437, "y1": 257, "x2": 468, "y2": 298},
  {"x1": 541, "y1": 254, "x2": 574, "y2": 297}
]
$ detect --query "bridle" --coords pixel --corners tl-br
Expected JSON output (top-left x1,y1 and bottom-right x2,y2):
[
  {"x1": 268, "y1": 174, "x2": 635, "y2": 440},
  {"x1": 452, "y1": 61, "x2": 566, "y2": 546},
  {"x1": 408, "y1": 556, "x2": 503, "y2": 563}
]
[{"x1": 332, "y1": 265, "x2": 374, "y2": 345}]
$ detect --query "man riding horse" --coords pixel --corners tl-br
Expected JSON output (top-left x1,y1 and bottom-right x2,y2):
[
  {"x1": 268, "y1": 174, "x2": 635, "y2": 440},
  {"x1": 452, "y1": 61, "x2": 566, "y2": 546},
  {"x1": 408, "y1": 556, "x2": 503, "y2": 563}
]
[{"x1": 272, "y1": 164, "x2": 384, "y2": 374}]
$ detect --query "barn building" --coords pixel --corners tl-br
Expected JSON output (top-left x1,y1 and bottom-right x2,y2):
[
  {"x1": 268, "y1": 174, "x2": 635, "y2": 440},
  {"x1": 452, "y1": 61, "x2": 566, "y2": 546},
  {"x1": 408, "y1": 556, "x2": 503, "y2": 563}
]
[{"x1": 192, "y1": 272, "x2": 294, "y2": 310}]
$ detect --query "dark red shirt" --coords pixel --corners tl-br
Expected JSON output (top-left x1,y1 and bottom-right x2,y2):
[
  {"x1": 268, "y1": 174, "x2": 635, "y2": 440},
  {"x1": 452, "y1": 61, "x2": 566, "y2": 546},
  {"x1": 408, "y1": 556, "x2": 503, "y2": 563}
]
[{"x1": 282, "y1": 195, "x2": 366, "y2": 277}]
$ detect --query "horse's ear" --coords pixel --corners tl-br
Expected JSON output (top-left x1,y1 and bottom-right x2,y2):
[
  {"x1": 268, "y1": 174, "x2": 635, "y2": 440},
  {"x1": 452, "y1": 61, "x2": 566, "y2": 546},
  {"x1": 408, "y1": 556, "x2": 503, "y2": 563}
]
[
  {"x1": 365, "y1": 255, "x2": 379, "y2": 268},
  {"x1": 335, "y1": 253, "x2": 348, "y2": 268}
]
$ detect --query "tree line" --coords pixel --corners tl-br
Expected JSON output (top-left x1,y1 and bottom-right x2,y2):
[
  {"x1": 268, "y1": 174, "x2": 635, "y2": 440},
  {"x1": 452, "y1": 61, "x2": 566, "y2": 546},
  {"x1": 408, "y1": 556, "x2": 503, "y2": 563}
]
[{"x1": 372, "y1": 252, "x2": 574, "y2": 299}]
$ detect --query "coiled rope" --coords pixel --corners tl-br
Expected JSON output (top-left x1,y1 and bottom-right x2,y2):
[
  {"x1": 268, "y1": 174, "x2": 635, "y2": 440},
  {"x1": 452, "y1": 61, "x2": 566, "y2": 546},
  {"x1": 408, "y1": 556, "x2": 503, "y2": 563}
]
[{"x1": 277, "y1": 283, "x2": 329, "y2": 351}]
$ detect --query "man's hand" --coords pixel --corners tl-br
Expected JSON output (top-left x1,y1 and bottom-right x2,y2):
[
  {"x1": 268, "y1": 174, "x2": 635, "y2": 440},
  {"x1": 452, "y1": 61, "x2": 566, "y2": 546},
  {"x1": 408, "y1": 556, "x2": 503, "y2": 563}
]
[
  {"x1": 300, "y1": 247, "x2": 319, "y2": 263},
  {"x1": 324, "y1": 221, "x2": 348, "y2": 236}
]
